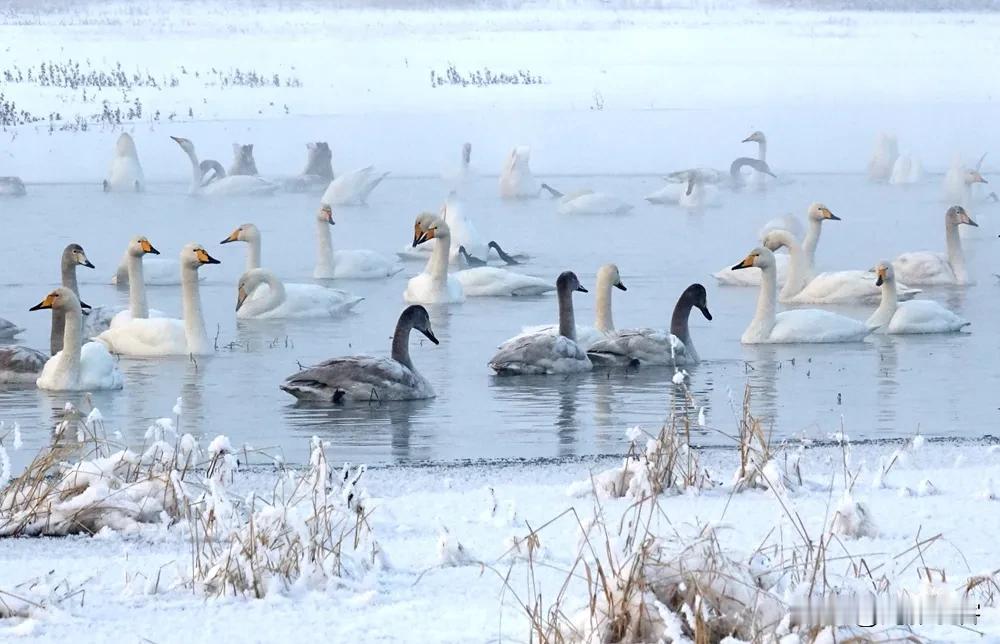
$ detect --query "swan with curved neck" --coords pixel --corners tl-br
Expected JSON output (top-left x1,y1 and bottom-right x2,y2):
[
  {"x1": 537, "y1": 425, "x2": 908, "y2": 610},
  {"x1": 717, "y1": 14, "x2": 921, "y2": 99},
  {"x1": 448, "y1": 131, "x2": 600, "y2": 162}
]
[
  {"x1": 220, "y1": 223, "x2": 261, "y2": 272},
  {"x1": 893, "y1": 206, "x2": 977, "y2": 285},
  {"x1": 171, "y1": 136, "x2": 277, "y2": 196},
  {"x1": 235, "y1": 268, "x2": 363, "y2": 319},
  {"x1": 97, "y1": 244, "x2": 220, "y2": 356},
  {"x1": 868, "y1": 262, "x2": 969, "y2": 333},
  {"x1": 31, "y1": 287, "x2": 122, "y2": 391},
  {"x1": 51, "y1": 244, "x2": 95, "y2": 355},
  {"x1": 731, "y1": 247, "x2": 870, "y2": 344},
  {"x1": 280, "y1": 305, "x2": 439, "y2": 402}
]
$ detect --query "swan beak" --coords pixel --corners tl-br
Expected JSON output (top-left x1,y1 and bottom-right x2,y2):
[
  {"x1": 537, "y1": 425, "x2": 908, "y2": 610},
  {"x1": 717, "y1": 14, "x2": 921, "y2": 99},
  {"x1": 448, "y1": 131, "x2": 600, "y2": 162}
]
[
  {"x1": 421, "y1": 327, "x2": 440, "y2": 345},
  {"x1": 140, "y1": 239, "x2": 160, "y2": 255},
  {"x1": 615, "y1": 281, "x2": 627, "y2": 292},
  {"x1": 823, "y1": 209, "x2": 841, "y2": 221},
  {"x1": 320, "y1": 205, "x2": 335, "y2": 225},
  {"x1": 196, "y1": 249, "x2": 221, "y2": 265},
  {"x1": 576, "y1": 284, "x2": 589, "y2": 293},
  {"x1": 170, "y1": 136, "x2": 185, "y2": 145},
  {"x1": 80, "y1": 300, "x2": 91, "y2": 310},
  {"x1": 741, "y1": 135, "x2": 753, "y2": 143},
  {"x1": 236, "y1": 285, "x2": 249, "y2": 311},
  {"x1": 220, "y1": 229, "x2": 241, "y2": 244},
  {"x1": 698, "y1": 304, "x2": 712, "y2": 321},
  {"x1": 29, "y1": 292, "x2": 57, "y2": 311},
  {"x1": 80, "y1": 256, "x2": 95, "y2": 269},
  {"x1": 962, "y1": 213, "x2": 979, "y2": 227},
  {"x1": 731, "y1": 253, "x2": 757, "y2": 270},
  {"x1": 412, "y1": 225, "x2": 434, "y2": 247},
  {"x1": 974, "y1": 173, "x2": 988, "y2": 184},
  {"x1": 875, "y1": 266, "x2": 887, "y2": 287}
]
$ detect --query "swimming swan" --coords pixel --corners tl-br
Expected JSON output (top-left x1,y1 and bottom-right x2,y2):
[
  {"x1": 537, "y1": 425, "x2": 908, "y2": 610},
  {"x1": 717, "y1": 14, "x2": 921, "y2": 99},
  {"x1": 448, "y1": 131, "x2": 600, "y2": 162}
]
[
  {"x1": 313, "y1": 205, "x2": 403, "y2": 279},
  {"x1": 280, "y1": 304, "x2": 439, "y2": 403},
  {"x1": 404, "y1": 214, "x2": 465, "y2": 304},
  {"x1": 499, "y1": 146, "x2": 540, "y2": 199},
  {"x1": 101, "y1": 236, "x2": 170, "y2": 333},
  {"x1": 741, "y1": 130, "x2": 771, "y2": 188},
  {"x1": 489, "y1": 271, "x2": 592, "y2": 375},
  {"x1": 893, "y1": 206, "x2": 977, "y2": 285},
  {"x1": 645, "y1": 171, "x2": 721, "y2": 209},
  {"x1": 236, "y1": 269, "x2": 363, "y2": 320},
  {"x1": 868, "y1": 132, "x2": 899, "y2": 183},
  {"x1": 867, "y1": 262, "x2": 969, "y2": 334},
  {"x1": 51, "y1": 243, "x2": 95, "y2": 354},
  {"x1": 731, "y1": 247, "x2": 871, "y2": 344},
  {"x1": 103, "y1": 133, "x2": 145, "y2": 192},
  {"x1": 943, "y1": 154, "x2": 988, "y2": 207},
  {"x1": 171, "y1": 136, "x2": 278, "y2": 197},
  {"x1": 541, "y1": 183, "x2": 633, "y2": 215},
  {"x1": 587, "y1": 283, "x2": 712, "y2": 367},
  {"x1": 320, "y1": 166, "x2": 389, "y2": 206},
  {"x1": 30, "y1": 288, "x2": 123, "y2": 391},
  {"x1": 0, "y1": 344, "x2": 49, "y2": 384},
  {"x1": 0, "y1": 317, "x2": 23, "y2": 341},
  {"x1": 96, "y1": 244, "x2": 221, "y2": 356}
]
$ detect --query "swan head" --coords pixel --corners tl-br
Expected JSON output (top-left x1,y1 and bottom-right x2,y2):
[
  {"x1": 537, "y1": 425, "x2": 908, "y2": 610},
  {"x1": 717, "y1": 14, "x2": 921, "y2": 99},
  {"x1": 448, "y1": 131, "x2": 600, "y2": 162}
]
[
  {"x1": 235, "y1": 268, "x2": 268, "y2": 311},
  {"x1": 170, "y1": 136, "x2": 195, "y2": 155},
  {"x1": 597, "y1": 264, "x2": 627, "y2": 292},
  {"x1": 220, "y1": 223, "x2": 260, "y2": 245},
  {"x1": 556, "y1": 271, "x2": 588, "y2": 294},
  {"x1": 412, "y1": 213, "x2": 448, "y2": 247},
  {"x1": 807, "y1": 202, "x2": 840, "y2": 222},
  {"x1": 964, "y1": 169, "x2": 988, "y2": 185},
  {"x1": 946, "y1": 205, "x2": 978, "y2": 227},
  {"x1": 731, "y1": 247, "x2": 774, "y2": 271},
  {"x1": 742, "y1": 130, "x2": 765, "y2": 144},
  {"x1": 401, "y1": 305, "x2": 439, "y2": 345},
  {"x1": 873, "y1": 261, "x2": 894, "y2": 287},
  {"x1": 128, "y1": 235, "x2": 160, "y2": 258},
  {"x1": 63, "y1": 243, "x2": 95, "y2": 269},
  {"x1": 115, "y1": 132, "x2": 139, "y2": 158},
  {"x1": 29, "y1": 286, "x2": 89, "y2": 313},
  {"x1": 760, "y1": 229, "x2": 797, "y2": 252},
  {"x1": 317, "y1": 205, "x2": 336, "y2": 226},
  {"x1": 681, "y1": 283, "x2": 712, "y2": 321},
  {"x1": 181, "y1": 243, "x2": 221, "y2": 269}
]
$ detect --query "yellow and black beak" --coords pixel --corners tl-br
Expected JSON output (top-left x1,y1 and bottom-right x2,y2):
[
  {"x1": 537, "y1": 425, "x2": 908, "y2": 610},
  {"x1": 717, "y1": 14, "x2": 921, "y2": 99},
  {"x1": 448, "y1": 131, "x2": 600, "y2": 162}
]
[
  {"x1": 321, "y1": 206, "x2": 335, "y2": 226},
  {"x1": 875, "y1": 267, "x2": 886, "y2": 287},
  {"x1": 236, "y1": 284, "x2": 249, "y2": 311},
  {"x1": 29, "y1": 292, "x2": 58, "y2": 311},
  {"x1": 140, "y1": 239, "x2": 160, "y2": 255},
  {"x1": 220, "y1": 228, "x2": 241, "y2": 244},
  {"x1": 412, "y1": 224, "x2": 434, "y2": 247},
  {"x1": 731, "y1": 253, "x2": 757, "y2": 271},
  {"x1": 196, "y1": 249, "x2": 221, "y2": 265},
  {"x1": 615, "y1": 281, "x2": 627, "y2": 292},
  {"x1": 823, "y1": 209, "x2": 841, "y2": 221}
]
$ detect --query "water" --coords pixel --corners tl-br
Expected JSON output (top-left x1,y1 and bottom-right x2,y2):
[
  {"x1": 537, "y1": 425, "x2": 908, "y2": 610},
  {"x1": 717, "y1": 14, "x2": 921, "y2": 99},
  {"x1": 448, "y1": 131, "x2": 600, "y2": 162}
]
[{"x1": 1, "y1": 174, "x2": 996, "y2": 466}]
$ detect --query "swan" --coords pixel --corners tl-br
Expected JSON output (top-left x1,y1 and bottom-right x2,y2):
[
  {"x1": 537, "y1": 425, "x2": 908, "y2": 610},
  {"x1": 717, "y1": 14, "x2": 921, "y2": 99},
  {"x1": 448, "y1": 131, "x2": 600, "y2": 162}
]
[
  {"x1": 868, "y1": 132, "x2": 899, "y2": 183},
  {"x1": 236, "y1": 269, "x2": 363, "y2": 320},
  {"x1": 280, "y1": 305, "x2": 439, "y2": 403},
  {"x1": 761, "y1": 229, "x2": 920, "y2": 304},
  {"x1": 103, "y1": 133, "x2": 145, "y2": 192},
  {"x1": 30, "y1": 288, "x2": 123, "y2": 391},
  {"x1": 741, "y1": 130, "x2": 770, "y2": 188},
  {"x1": 893, "y1": 206, "x2": 977, "y2": 285},
  {"x1": 731, "y1": 247, "x2": 871, "y2": 344},
  {"x1": 713, "y1": 202, "x2": 838, "y2": 287},
  {"x1": 456, "y1": 241, "x2": 526, "y2": 267},
  {"x1": 228, "y1": 143, "x2": 258, "y2": 176},
  {"x1": 51, "y1": 243, "x2": 95, "y2": 354},
  {"x1": 96, "y1": 244, "x2": 221, "y2": 356},
  {"x1": 890, "y1": 153, "x2": 923, "y2": 185},
  {"x1": 0, "y1": 318, "x2": 23, "y2": 341},
  {"x1": 489, "y1": 271, "x2": 592, "y2": 375},
  {"x1": 0, "y1": 344, "x2": 49, "y2": 384},
  {"x1": 587, "y1": 283, "x2": 712, "y2": 367},
  {"x1": 398, "y1": 194, "x2": 523, "y2": 265},
  {"x1": 645, "y1": 171, "x2": 721, "y2": 209},
  {"x1": 512, "y1": 263, "x2": 626, "y2": 350},
  {"x1": 867, "y1": 262, "x2": 969, "y2": 334},
  {"x1": 220, "y1": 223, "x2": 262, "y2": 272},
  {"x1": 101, "y1": 236, "x2": 172, "y2": 333},
  {"x1": 499, "y1": 146, "x2": 540, "y2": 199},
  {"x1": 171, "y1": 136, "x2": 278, "y2": 197},
  {"x1": 444, "y1": 142, "x2": 476, "y2": 186},
  {"x1": 943, "y1": 155, "x2": 988, "y2": 207},
  {"x1": 313, "y1": 205, "x2": 403, "y2": 279},
  {"x1": 320, "y1": 166, "x2": 388, "y2": 206},
  {"x1": 283, "y1": 142, "x2": 334, "y2": 193},
  {"x1": 540, "y1": 183, "x2": 633, "y2": 215},
  {"x1": 0, "y1": 177, "x2": 26, "y2": 196}
]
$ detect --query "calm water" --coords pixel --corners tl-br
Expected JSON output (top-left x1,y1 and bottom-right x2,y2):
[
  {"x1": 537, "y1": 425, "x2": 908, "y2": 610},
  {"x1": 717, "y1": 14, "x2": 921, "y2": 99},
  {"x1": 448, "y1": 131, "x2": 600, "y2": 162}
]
[{"x1": 0, "y1": 174, "x2": 996, "y2": 466}]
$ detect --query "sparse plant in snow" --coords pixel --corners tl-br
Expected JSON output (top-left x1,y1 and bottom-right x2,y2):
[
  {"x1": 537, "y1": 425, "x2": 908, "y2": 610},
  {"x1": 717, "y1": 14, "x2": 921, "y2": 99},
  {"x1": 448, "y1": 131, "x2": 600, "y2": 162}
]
[{"x1": 830, "y1": 494, "x2": 878, "y2": 539}]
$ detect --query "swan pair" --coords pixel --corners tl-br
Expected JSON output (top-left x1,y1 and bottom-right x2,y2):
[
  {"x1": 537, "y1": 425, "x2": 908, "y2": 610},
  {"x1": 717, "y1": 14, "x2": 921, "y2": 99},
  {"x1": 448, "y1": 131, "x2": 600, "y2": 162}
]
[
  {"x1": 281, "y1": 305, "x2": 439, "y2": 402},
  {"x1": 103, "y1": 133, "x2": 145, "y2": 192},
  {"x1": 540, "y1": 183, "x2": 633, "y2": 215},
  {"x1": 405, "y1": 214, "x2": 553, "y2": 303},
  {"x1": 172, "y1": 136, "x2": 279, "y2": 196}
]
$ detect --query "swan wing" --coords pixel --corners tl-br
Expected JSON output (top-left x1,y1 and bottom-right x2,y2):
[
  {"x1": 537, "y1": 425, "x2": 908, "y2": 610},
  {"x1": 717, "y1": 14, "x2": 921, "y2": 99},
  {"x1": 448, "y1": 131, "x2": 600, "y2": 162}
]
[
  {"x1": 490, "y1": 333, "x2": 591, "y2": 375},
  {"x1": 587, "y1": 328, "x2": 689, "y2": 367},
  {"x1": 455, "y1": 267, "x2": 555, "y2": 297},
  {"x1": 281, "y1": 356, "x2": 432, "y2": 402},
  {"x1": 888, "y1": 301, "x2": 970, "y2": 334},
  {"x1": 202, "y1": 175, "x2": 279, "y2": 196},
  {"x1": 0, "y1": 345, "x2": 47, "y2": 383},
  {"x1": 892, "y1": 252, "x2": 954, "y2": 285},
  {"x1": 558, "y1": 192, "x2": 632, "y2": 215},
  {"x1": 333, "y1": 249, "x2": 404, "y2": 279},
  {"x1": 404, "y1": 272, "x2": 465, "y2": 304},
  {"x1": 769, "y1": 310, "x2": 871, "y2": 343},
  {"x1": 96, "y1": 317, "x2": 188, "y2": 356}
]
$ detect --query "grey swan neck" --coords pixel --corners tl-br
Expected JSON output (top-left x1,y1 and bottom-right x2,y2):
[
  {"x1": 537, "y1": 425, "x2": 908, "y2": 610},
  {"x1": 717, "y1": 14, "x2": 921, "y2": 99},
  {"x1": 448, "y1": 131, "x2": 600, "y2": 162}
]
[
  {"x1": 557, "y1": 285, "x2": 577, "y2": 341},
  {"x1": 670, "y1": 296, "x2": 698, "y2": 362},
  {"x1": 391, "y1": 316, "x2": 416, "y2": 370}
]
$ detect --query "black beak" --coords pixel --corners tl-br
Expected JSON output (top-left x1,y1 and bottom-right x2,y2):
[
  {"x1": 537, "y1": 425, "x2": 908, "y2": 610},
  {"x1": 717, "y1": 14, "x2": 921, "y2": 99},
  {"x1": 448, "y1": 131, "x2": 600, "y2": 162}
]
[
  {"x1": 827, "y1": 213, "x2": 841, "y2": 221},
  {"x1": 731, "y1": 261, "x2": 749, "y2": 271},
  {"x1": 28, "y1": 302, "x2": 47, "y2": 311},
  {"x1": 576, "y1": 285, "x2": 588, "y2": 293},
  {"x1": 80, "y1": 300, "x2": 92, "y2": 310},
  {"x1": 967, "y1": 219, "x2": 980, "y2": 228},
  {"x1": 421, "y1": 328, "x2": 440, "y2": 345},
  {"x1": 203, "y1": 252, "x2": 221, "y2": 265},
  {"x1": 699, "y1": 304, "x2": 712, "y2": 321},
  {"x1": 220, "y1": 237, "x2": 235, "y2": 245},
  {"x1": 615, "y1": 282, "x2": 627, "y2": 292},
  {"x1": 875, "y1": 275, "x2": 884, "y2": 287},
  {"x1": 148, "y1": 245, "x2": 161, "y2": 255},
  {"x1": 765, "y1": 170, "x2": 777, "y2": 178},
  {"x1": 412, "y1": 233, "x2": 429, "y2": 248}
]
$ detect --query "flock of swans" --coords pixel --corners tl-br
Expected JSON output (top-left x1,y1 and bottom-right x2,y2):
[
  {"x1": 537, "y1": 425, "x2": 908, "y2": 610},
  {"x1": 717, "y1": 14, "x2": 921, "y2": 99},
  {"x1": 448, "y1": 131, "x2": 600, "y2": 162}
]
[{"x1": 0, "y1": 129, "x2": 988, "y2": 405}]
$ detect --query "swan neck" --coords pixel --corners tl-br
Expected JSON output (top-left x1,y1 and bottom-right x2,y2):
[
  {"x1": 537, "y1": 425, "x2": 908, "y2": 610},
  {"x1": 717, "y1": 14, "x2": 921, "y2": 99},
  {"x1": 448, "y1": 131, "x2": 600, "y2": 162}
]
[
  {"x1": 594, "y1": 276, "x2": 614, "y2": 333},
  {"x1": 128, "y1": 253, "x2": 149, "y2": 318},
  {"x1": 183, "y1": 146, "x2": 201, "y2": 192},
  {"x1": 182, "y1": 265, "x2": 208, "y2": 354},
  {"x1": 557, "y1": 287, "x2": 577, "y2": 341},
  {"x1": 871, "y1": 278, "x2": 898, "y2": 327},
  {"x1": 61, "y1": 259, "x2": 79, "y2": 296},
  {"x1": 55, "y1": 305, "x2": 83, "y2": 384},
  {"x1": 945, "y1": 222, "x2": 967, "y2": 280},
  {"x1": 670, "y1": 297, "x2": 696, "y2": 360},
  {"x1": 315, "y1": 218, "x2": 333, "y2": 274},
  {"x1": 747, "y1": 265, "x2": 778, "y2": 341},
  {"x1": 247, "y1": 236, "x2": 261, "y2": 272},
  {"x1": 802, "y1": 218, "x2": 821, "y2": 266},
  {"x1": 757, "y1": 140, "x2": 767, "y2": 162},
  {"x1": 427, "y1": 231, "x2": 451, "y2": 285},
  {"x1": 391, "y1": 317, "x2": 414, "y2": 370},
  {"x1": 780, "y1": 236, "x2": 811, "y2": 299}
]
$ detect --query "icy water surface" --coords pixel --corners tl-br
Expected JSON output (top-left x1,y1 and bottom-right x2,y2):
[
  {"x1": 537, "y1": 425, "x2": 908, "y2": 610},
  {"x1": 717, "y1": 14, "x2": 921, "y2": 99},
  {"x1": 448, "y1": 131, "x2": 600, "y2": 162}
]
[{"x1": 1, "y1": 174, "x2": 996, "y2": 465}]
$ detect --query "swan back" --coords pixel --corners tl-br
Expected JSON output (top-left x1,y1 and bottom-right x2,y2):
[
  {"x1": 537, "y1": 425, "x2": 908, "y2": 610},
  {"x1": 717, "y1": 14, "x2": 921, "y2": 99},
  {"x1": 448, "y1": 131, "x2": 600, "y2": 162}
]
[
  {"x1": 229, "y1": 143, "x2": 259, "y2": 176},
  {"x1": 304, "y1": 142, "x2": 333, "y2": 179}
]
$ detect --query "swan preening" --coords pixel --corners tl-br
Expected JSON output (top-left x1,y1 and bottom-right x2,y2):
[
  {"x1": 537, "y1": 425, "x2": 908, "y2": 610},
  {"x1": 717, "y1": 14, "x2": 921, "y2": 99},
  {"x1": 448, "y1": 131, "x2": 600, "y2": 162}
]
[
  {"x1": 236, "y1": 268, "x2": 363, "y2": 319},
  {"x1": 868, "y1": 262, "x2": 969, "y2": 334},
  {"x1": 31, "y1": 287, "x2": 123, "y2": 391},
  {"x1": 540, "y1": 183, "x2": 633, "y2": 215},
  {"x1": 587, "y1": 283, "x2": 712, "y2": 368},
  {"x1": 313, "y1": 205, "x2": 403, "y2": 279},
  {"x1": 499, "y1": 146, "x2": 540, "y2": 199},
  {"x1": 96, "y1": 244, "x2": 221, "y2": 356},
  {"x1": 0, "y1": 176, "x2": 27, "y2": 196},
  {"x1": 229, "y1": 143, "x2": 259, "y2": 176},
  {"x1": 103, "y1": 133, "x2": 145, "y2": 192},
  {"x1": 489, "y1": 271, "x2": 592, "y2": 375},
  {"x1": 320, "y1": 166, "x2": 388, "y2": 206},
  {"x1": 171, "y1": 136, "x2": 279, "y2": 196},
  {"x1": 732, "y1": 247, "x2": 871, "y2": 344},
  {"x1": 893, "y1": 205, "x2": 977, "y2": 285},
  {"x1": 280, "y1": 305, "x2": 439, "y2": 403}
]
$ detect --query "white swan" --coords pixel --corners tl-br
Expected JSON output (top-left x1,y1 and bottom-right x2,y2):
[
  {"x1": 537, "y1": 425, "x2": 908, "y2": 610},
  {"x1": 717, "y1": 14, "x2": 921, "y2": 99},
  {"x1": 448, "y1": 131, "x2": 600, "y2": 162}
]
[
  {"x1": 280, "y1": 305, "x2": 438, "y2": 403},
  {"x1": 397, "y1": 194, "x2": 487, "y2": 263},
  {"x1": 30, "y1": 288, "x2": 122, "y2": 391},
  {"x1": 587, "y1": 283, "x2": 712, "y2": 367},
  {"x1": 499, "y1": 146, "x2": 540, "y2": 199},
  {"x1": 103, "y1": 133, "x2": 145, "y2": 192},
  {"x1": 228, "y1": 143, "x2": 258, "y2": 176},
  {"x1": 0, "y1": 177, "x2": 26, "y2": 196},
  {"x1": 171, "y1": 136, "x2": 278, "y2": 197},
  {"x1": 893, "y1": 206, "x2": 977, "y2": 285},
  {"x1": 943, "y1": 155, "x2": 988, "y2": 207},
  {"x1": 313, "y1": 205, "x2": 403, "y2": 279},
  {"x1": 713, "y1": 202, "x2": 838, "y2": 287},
  {"x1": 220, "y1": 223, "x2": 262, "y2": 272},
  {"x1": 867, "y1": 262, "x2": 969, "y2": 334},
  {"x1": 489, "y1": 271, "x2": 592, "y2": 375},
  {"x1": 444, "y1": 142, "x2": 476, "y2": 188},
  {"x1": 742, "y1": 130, "x2": 770, "y2": 189},
  {"x1": 541, "y1": 183, "x2": 633, "y2": 215},
  {"x1": 404, "y1": 214, "x2": 465, "y2": 304},
  {"x1": 868, "y1": 132, "x2": 899, "y2": 183},
  {"x1": 236, "y1": 269, "x2": 363, "y2": 320},
  {"x1": 513, "y1": 263, "x2": 626, "y2": 350},
  {"x1": 96, "y1": 244, "x2": 221, "y2": 356},
  {"x1": 761, "y1": 229, "x2": 921, "y2": 304},
  {"x1": 890, "y1": 152, "x2": 923, "y2": 185},
  {"x1": 645, "y1": 172, "x2": 720, "y2": 209},
  {"x1": 320, "y1": 166, "x2": 388, "y2": 206},
  {"x1": 731, "y1": 247, "x2": 871, "y2": 344},
  {"x1": 100, "y1": 236, "x2": 171, "y2": 334}
]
